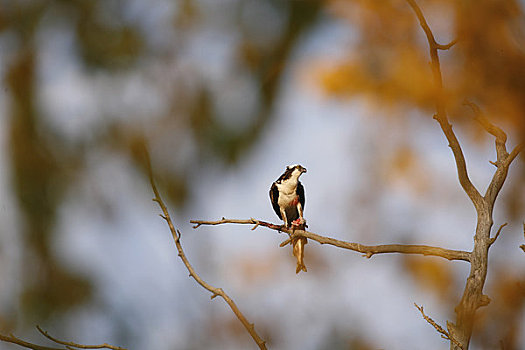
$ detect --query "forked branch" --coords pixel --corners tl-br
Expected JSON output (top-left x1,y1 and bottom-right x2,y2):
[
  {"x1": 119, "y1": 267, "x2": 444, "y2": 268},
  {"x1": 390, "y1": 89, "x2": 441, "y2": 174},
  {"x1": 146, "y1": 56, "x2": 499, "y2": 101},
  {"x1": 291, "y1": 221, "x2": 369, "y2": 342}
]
[
  {"x1": 190, "y1": 218, "x2": 471, "y2": 262},
  {"x1": 463, "y1": 100, "x2": 524, "y2": 192},
  {"x1": 436, "y1": 39, "x2": 458, "y2": 50},
  {"x1": 463, "y1": 100, "x2": 523, "y2": 204},
  {"x1": 407, "y1": 0, "x2": 483, "y2": 211},
  {"x1": 144, "y1": 150, "x2": 267, "y2": 350},
  {"x1": 405, "y1": 0, "x2": 457, "y2": 52}
]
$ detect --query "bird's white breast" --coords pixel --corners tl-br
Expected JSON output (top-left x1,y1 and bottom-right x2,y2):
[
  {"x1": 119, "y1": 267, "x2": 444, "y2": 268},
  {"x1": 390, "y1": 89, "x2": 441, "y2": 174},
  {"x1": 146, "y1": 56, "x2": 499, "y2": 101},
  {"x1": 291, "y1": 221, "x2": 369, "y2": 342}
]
[{"x1": 276, "y1": 180, "x2": 298, "y2": 207}]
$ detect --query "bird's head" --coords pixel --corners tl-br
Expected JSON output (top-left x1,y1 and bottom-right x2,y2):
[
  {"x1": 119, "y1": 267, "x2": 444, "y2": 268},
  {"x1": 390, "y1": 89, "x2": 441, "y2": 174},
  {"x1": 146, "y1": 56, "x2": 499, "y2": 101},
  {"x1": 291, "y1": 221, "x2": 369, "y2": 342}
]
[{"x1": 286, "y1": 164, "x2": 307, "y2": 178}]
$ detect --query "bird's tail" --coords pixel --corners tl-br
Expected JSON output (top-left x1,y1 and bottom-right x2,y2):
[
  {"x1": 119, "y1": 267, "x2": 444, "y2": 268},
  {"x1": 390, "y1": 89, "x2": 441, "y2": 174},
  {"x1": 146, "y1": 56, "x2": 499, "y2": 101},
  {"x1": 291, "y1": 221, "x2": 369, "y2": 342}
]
[{"x1": 292, "y1": 237, "x2": 307, "y2": 273}]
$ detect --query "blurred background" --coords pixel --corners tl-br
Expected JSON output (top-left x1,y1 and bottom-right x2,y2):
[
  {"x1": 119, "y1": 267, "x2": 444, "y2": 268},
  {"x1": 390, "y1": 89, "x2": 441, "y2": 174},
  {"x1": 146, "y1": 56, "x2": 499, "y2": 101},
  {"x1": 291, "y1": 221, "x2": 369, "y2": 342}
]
[{"x1": 0, "y1": 0, "x2": 524, "y2": 349}]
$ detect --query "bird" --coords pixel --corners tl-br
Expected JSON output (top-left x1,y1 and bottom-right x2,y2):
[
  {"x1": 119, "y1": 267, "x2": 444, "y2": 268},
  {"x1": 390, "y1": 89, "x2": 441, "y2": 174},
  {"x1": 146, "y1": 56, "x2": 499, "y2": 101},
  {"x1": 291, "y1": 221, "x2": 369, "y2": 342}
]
[{"x1": 269, "y1": 164, "x2": 308, "y2": 273}]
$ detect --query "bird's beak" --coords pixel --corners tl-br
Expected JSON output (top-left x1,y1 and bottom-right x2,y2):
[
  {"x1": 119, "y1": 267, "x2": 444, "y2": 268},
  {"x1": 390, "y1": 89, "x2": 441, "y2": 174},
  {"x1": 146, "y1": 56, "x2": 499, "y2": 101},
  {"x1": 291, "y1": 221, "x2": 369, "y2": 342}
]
[{"x1": 301, "y1": 167, "x2": 307, "y2": 174}]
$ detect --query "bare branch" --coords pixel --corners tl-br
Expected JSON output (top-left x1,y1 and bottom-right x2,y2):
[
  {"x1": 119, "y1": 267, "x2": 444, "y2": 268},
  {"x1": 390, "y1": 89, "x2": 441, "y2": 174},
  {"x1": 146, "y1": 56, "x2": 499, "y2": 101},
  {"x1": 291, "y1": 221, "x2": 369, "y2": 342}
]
[
  {"x1": 489, "y1": 223, "x2": 507, "y2": 246},
  {"x1": 434, "y1": 112, "x2": 484, "y2": 210},
  {"x1": 435, "y1": 113, "x2": 484, "y2": 211},
  {"x1": 143, "y1": 149, "x2": 267, "y2": 350},
  {"x1": 414, "y1": 303, "x2": 463, "y2": 350},
  {"x1": 404, "y1": 2, "x2": 457, "y2": 51},
  {"x1": 35, "y1": 327, "x2": 125, "y2": 350},
  {"x1": 190, "y1": 218, "x2": 471, "y2": 262},
  {"x1": 464, "y1": 100, "x2": 507, "y2": 144},
  {"x1": 485, "y1": 153, "x2": 520, "y2": 206},
  {"x1": 462, "y1": 102, "x2": 522, "y2": 206},
  {"x1": 0, "y1": 332, "x2": 63, "y2": 350},
  {"x1": 463, "y1": 100, "x2": 513, "y2": 190},
  {"x1": 406, "y1": 1, "x2": 525, "y2": 348},
  {"x1": 406, "y1": 0, "x2": 439, "y2": 50},
  {"x1": 406, "y1": 0, "x2": 483, "y2": 212},
  {"x1": 470, "y1": 105, "x2": 521, "y2": 204},
  {"x1": 507, "y1": 142, "x2": 523, "y2": 166},
  {"x1": 0, "y1": 328, "x2": 125, "y2": 350},
  {"x1": 436, "y1": 39, "x2": 458, "y2": 50}
]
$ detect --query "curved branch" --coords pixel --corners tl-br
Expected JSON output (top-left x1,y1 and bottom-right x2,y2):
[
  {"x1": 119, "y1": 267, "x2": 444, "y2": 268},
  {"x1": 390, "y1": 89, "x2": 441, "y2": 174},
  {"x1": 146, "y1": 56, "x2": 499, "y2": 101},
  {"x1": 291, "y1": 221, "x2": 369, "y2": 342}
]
[
  {"x1": 436, "y1": 39, "x2": 458, "y2": 50},
  {"x1": 404, "y1": 2, "x2": 457, "y2": 50},
  {"x1": 463, "y1": 101, "x2": 507, "y2": 145},
  {"x1": 0, "y1": 332, "x2": 62, "y2": 350},
  {"x1": 462, "y1": 100, "x2": 523, "y2": 205},
  {"x1": 144, "y1": 150, "x2": 267, "y2": 350},
  {"x1": 0, "y1": 327, "x2": 125, "y2": 350},
  {"x1": 36, "y1": 326, "x2": 125, "y2": 350},
  {"x1": 406, "y1": 0, "x2": 438, "y2": 49},
  {"x1": 406, "y1": 0, "x2": 483, "y2": 211},
  {"x1": 489, "y1": 223, "x2": 507, "y2": 246},
  {"x1": 434, "y1": 113, "x2": 483, "y2": 211},
  {"x1": 190, "y1": 218, "x2": 471, "y2": 262}
]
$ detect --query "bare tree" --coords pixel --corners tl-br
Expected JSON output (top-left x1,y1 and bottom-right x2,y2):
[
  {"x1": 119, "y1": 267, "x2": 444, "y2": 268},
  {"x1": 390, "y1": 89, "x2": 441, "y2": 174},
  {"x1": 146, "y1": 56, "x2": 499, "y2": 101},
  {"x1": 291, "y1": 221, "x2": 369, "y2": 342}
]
[
  {"x1": 405, "y1": 1, "x2": 522, "y2": 348},
  {"x1": 161, "y1": 1, "x2": 523, "y2": 349}
]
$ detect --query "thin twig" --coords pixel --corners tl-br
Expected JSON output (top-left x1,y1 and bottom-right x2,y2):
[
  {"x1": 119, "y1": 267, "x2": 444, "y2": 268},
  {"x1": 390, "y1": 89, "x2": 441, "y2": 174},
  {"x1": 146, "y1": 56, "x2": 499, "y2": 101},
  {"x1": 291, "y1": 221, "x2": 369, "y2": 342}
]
[
  {"x1": 190, "y1": 218, "x2": 471, "y2": 262},
  {"x1": 414, "y1": 303, "x2": 463, "y2": 350},
  {"x1": 489, "y1": 223, "x2": 507, "y2": 246},
  {"x1": 144, "y1": 149, "x2": 267, "y2": 350},
  {"x1": 35, "y1": 326, "x2": 125, "y2": 350},
  {"x1": 463, "y1": 100, "x2": 514, "y2": 186},
  {"x1": 464, "y1": 100, "x2": 507, "y2": 144},
  {"x1": 0, "y1": 329, "x2": 125, "y2": 350},
  {"x1": 405, "y1": 1, "x2": 457, "y2": 51},
  {"x1": 436, "y1": 39, "x2": 458, "y2": 50}
]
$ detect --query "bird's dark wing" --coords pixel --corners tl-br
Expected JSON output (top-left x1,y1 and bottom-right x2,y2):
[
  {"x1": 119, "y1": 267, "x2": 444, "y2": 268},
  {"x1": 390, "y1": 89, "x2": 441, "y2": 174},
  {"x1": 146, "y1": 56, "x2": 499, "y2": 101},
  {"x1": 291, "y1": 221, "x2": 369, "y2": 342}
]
[
  {"x1": 269, "y1": 183, "x2": 282, "y2": 219},
  {"x1": 297, "y1": 181, "x2": 305, "y2": 209}
]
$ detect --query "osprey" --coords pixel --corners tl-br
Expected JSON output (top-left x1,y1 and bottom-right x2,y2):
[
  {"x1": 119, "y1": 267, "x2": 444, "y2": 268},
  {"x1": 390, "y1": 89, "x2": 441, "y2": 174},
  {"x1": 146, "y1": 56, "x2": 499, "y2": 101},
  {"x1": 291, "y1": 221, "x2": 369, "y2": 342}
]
[{"x1": 269, "y1": 164, "x2": 308, "y2": 273}]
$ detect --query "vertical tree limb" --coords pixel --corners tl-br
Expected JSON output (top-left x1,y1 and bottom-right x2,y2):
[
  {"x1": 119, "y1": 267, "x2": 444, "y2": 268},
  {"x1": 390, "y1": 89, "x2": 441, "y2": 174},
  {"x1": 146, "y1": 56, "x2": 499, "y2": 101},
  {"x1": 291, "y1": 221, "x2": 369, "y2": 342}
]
[
  {"x1": 406, "y1": 0, "x2": 484, "y2": 212},
  {"x1": 406, "y1": 1, "x2": 522, "y2": 349}
]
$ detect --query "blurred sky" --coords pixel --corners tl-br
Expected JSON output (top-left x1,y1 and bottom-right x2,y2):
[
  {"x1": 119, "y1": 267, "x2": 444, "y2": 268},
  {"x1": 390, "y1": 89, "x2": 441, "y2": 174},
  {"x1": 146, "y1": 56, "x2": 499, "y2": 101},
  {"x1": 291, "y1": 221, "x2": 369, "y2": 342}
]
[{"x1": 1, "y1": 1, "x2": 524, "y2": 349}]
